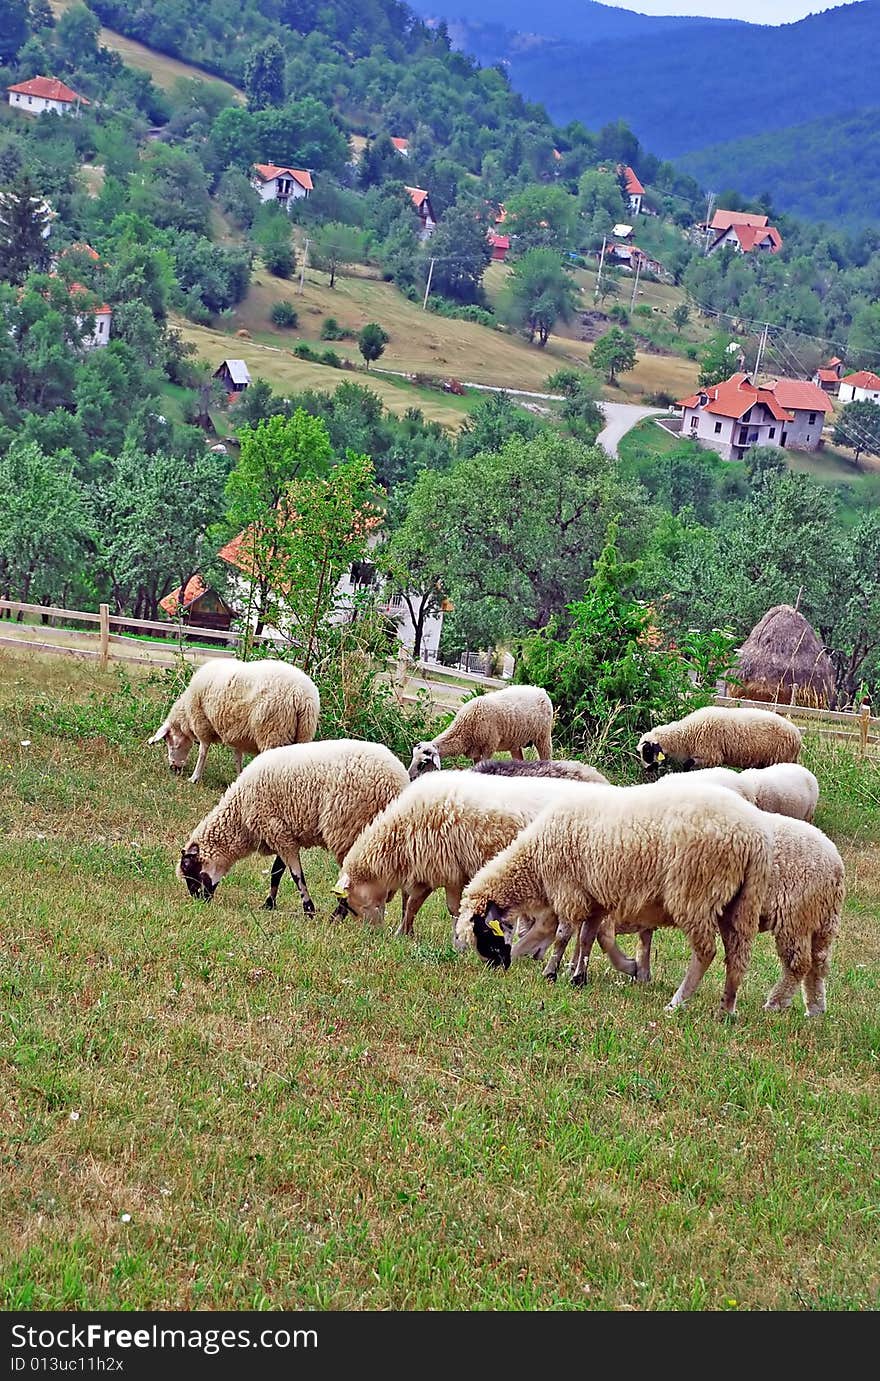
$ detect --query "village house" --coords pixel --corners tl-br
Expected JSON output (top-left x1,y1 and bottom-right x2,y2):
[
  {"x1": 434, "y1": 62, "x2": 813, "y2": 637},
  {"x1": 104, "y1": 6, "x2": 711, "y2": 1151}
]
[
  {"x1": 813, "y1": 356, "x2": 845, "y2": 393},
  {"x1": 487, "y1": 229, "x2": 509, "y2": 262},
  {"x1": 216, "y1": 530, "x2": 444, "y2": 661},
  {"x1": 390, "y1": 137, "x2": 409, "y2": 157},
  {"x1": 58, "y1": 244, "x2": 111, "y2": 349},
  {"x1": 620, "y1": 166, "x2": 644, "y2": 216},
  {"x1": 250, "y1": 163, "x2": 313, "y2": 210},
  {"x1": 405, "y1": 186, "x2": 437, "y2": 241},
  {"x1": 213, "y1": 359, "x2": 251, "y2": 398},
  {"x1": 677, "y1": 372, "x2": 832, "y2": 460},
  {"x1": 838, "y1": 370, "x2": 880, "y2": 405},
  {"x1": 7, "y1": 76, "x2": 89, "y2": 116},
  {"x1": 706, "y1": 209, "x2": 783, "y2": 255},
  {"x1": 159, "y1": 576, "x2": 234, "y2": 632}
]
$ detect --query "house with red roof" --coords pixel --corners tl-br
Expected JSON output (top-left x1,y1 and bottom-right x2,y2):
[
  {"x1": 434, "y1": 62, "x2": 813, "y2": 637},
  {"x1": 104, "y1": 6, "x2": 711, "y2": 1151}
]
[
  {"x1": 7, "y1": 76, "x2": 89, "y2": 117},
  {"x1": 487, "y1": 230, "x2": 509, "y2": 262},
  {"x1": 390, "y1": 136, "x2": 409, "y2": 157},
  {"x1": 812, "y1": 356, "x2": 844, "y2": 394},
  {"x1": 619, "y1": 165, "x2": 644, "y2": 215},
  {"x1": 677, "y1": 372, "x2": 832, "y2": 460},
  {"x1": 405, "y1": 186, "x2": 437, "y2": 241},
  {"x1": 56, "y1": 244, "x2": 112, "y2": 347},
  {"x1": 251, "y1": 163, "x2": 313, "y2": 211},
  {"x1": 707, "y1": 209, "x2": 782, "y2": 255},
  {"x1": 838, "y1": 370, "x2": 880, "y2": 406}
]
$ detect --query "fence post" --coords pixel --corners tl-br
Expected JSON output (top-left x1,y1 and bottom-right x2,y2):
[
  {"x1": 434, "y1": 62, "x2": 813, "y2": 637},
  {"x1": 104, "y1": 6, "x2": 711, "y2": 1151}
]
[
  {"x1": 99, "y1": 603, "x2": 110, "y2": 669},
  {"x1": 859, "y1": 702, "x2": 871, "y2": 757}
]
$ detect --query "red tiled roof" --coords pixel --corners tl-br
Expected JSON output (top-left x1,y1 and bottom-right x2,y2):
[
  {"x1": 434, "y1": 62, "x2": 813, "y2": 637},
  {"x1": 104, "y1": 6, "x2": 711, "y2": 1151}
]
[
  {"x1": 390, "y1": 137, "x2": 408, "y2": 152},
  {"x1": 64, "y1": 280, "x2": 111, "y2": 315},
  {"x1": 842, "y1": 370, "x2": 880, "y2": 390},
  {"x1": 825, "y1": 356, "x2": 842, "y2": 368},
  {"x1": 622, "y1": 165, "x2": 644, "y2": 196},
  {"x1": 817, "y1": 369, "x2": 840, "y2": 384},
  {"x1": 64, "y1": 242, "x2": 100, "y2": 260},
  {"x1": 494, "y1": 205, "x2": 506, "y2": 224},
  {"x1": 710, "y1": 209, "x2": 769, "y2": 231},
  {"x1": 769, "y1": 378, "x2": 833, "y2": 413},
  {"x1": 8, "y1": 76, "x2": 89, "y2": 104},
  {"x1": 252, "y1": 163, "x2": 313, "y2": 190},
  {"x1": 159, "y1": 575, "x2": 209, "y2": 617},
  {"x1": 678, "y1": 372, "x2": 831, "y2": 421},
  {"x1": 552, "y1": 148, "x2": 562, "y2": 161},
  {"x1": 487, "y1": 231, "x2": 510, "y2": 250},
  {"x1": 405, "y1": 185, "x2": 429, "y2": 209}
]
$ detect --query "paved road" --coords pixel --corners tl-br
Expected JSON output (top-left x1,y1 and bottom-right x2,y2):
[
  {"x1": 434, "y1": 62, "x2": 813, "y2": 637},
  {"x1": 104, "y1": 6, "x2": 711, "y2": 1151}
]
[{"x1": 597, "y1": 402, "x2": 663, "y2": 458}]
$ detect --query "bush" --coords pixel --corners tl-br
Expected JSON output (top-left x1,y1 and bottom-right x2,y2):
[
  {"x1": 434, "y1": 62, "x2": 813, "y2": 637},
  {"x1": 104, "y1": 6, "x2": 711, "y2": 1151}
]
[
  {"x1": 320, "y1": 348, "x2": 342, "y2": 367},
  {"x1": 320, "y1": 316, "x2": 351, "y2": 340},
  {"x1": 293, "y1": 341, "x2": 318, "y2": 360},
  {"x1": 426, "y1": 296, "x2": 495, "y2": 327},
  {"x1": 609, "y1": 305, "x2": 630, "y2": 324},
  {"x1": 685, "y1": 344, "x2": 699, "y2": 360},
  {"x1": 270, "y1": 301, "x2": 298, "y2": 328}
]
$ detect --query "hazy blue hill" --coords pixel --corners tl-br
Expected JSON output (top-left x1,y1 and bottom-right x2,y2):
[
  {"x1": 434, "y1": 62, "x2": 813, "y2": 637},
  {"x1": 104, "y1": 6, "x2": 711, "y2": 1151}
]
[
  {"x1": 409, "y1": 0, "x2": 741, "y2": 45},
  {"x1": 679, "y1": 106, "x2": 880, "y2": 228}
]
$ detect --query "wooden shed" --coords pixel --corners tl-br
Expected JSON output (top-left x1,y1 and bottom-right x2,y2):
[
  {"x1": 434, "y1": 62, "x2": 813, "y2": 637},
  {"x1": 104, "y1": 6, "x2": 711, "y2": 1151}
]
[{"x1": 159, "y1": 576, "x2": 233, "y2": 632}]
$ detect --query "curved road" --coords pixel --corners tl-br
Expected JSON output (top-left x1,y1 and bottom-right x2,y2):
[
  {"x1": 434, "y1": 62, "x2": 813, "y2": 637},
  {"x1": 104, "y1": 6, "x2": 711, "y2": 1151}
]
[{"x1": 597, "y1": 402, "x2": 663, "y2": 458}]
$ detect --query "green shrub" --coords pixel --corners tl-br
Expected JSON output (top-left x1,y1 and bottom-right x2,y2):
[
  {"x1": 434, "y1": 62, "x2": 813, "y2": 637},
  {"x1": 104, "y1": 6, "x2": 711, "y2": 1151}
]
[
  {"x1": 270, "y1": 301, "x2": 298, "y2": 328},
  {"x1": 320, "y1": 316, "x2": 350, "y2": 340},
  {"x1": 320, "y1": 348, "x2": 342, "y2": 367},
  {"x1": 293, "y1": 341, "x2": 317, "y2": 360}
]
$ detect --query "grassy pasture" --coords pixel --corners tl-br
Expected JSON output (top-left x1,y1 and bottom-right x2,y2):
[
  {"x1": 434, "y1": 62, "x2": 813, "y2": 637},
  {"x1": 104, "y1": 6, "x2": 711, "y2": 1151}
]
[{"x1": 1, "y1": 651, "x2": 878, "y2": 1310}]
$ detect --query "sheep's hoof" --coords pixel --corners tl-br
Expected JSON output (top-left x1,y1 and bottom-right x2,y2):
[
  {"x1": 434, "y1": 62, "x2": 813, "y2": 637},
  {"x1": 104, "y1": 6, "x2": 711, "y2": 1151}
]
[
  {"x1": 262, "y1": 896, "x2": 277, "y2": 911},
  {"x1": 544, "y1": 970, "x2": 558, "y2": 984},
  {"x1": 302, "y1": 899, "x2": 316, "y2": 917},
  {"x1": 635, "y1": 969, "x2": 651, "y2": 984},
  {"x1": 804, "y1": 1006, "x2": 825, "y2": 1019},
  {"x1": 763, "y1": 999, "x2": 784, "y2": 1013},
  {"x1": 329, "y1": 902, "x2": 348, "y2": 922},
  {"x1": 570, "y1": 971, "x2": 588, "y2": 988},
  {"x1": 716, "y1": 1007, "x2": 738, "y2": 1024}
]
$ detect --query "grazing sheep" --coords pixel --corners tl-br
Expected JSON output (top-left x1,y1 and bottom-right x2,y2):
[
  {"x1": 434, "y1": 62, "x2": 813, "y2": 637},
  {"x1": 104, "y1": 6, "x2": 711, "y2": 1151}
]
[
  {"x1": 456, "y1": 780, "x2": 772, "y2": 1017},
  {"x1": 178, "y1": 740, "x2": 408, "y2": 912},
  {"x1": 471, "y1": 758, "x2": 609, "y2": 784},
  {"x1": 621, "y1": 814, "x2": 843, "y2": 1017},
  {"x1": 334, "y1": 770, "x2": 588, "y2": 942},
  {"x1": 408, "y1": 685, "x2": 553, "y2": 779},
  {"x1": 150, "y1": 659, "x2": 320, "y2": 784},
  {"x1": 637, "y1": 705, "x2": 801, "y2": 772},
  {"x1": 671, "y1": 763, "x2": 819, "y2": 822}
]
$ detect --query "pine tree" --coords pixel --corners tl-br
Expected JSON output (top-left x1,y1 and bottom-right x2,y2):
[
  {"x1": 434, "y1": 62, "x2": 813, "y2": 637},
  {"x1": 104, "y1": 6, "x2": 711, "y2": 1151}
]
[{"x1": 0, "y1": 175, "x2": 53, "y2": 285}]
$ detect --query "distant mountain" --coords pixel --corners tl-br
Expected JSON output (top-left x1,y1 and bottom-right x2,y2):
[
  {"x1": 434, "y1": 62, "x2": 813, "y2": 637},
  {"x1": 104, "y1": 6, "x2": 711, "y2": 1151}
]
[
  {"x1": 679, "y1": 106, "x2": 880, "y2": 229},
  {"x1": 409, "y1": 0, "x2": 741, "y2": 46},
  {"x1": 467, "y1": 2, "x2": 878, "y2": 157}
]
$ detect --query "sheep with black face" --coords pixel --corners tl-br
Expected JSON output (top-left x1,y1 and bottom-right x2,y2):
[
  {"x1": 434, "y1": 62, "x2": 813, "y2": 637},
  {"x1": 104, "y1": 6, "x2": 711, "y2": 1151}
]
[
  {"x1": 408, "y1": 685, "x2": 553, "y2": 779},
  {"x1": 637, "y1": 706, "x2": 801, "y2": 773}
]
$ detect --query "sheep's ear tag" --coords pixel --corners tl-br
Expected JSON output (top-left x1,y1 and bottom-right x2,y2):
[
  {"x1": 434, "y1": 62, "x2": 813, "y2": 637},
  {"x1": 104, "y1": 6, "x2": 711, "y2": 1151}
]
[
  {"x1": 488, "y1": 918, "x2": 505, "y2": 938},
  {"x1": 655, "y1": 750, "x2": 665, "y2": 763},
  {"x1": 333, "y1": 882, "x2": 348, "y2": 898}
]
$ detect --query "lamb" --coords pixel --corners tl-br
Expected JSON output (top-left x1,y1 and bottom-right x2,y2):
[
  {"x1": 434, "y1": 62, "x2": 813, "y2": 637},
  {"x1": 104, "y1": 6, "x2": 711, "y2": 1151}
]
[
  {"x1": 456, "y1": 780, "x2": 772, "y2": 1017},
  {"x1": 637, "y1": 705, "x2": 801, "y2": 772},
  {"x1": 670, "y1": 763, "x2": 819, "y2": 822},
  {"x1": 178, "y1": 740, "x2": 408, "y2": 912},
  {"x1": 408, "y1": 685, "x2": 553, "y2": 779},
  {"x1": 150, "y1": 658, "x2": 320, "y2": 785},
  {"x1": 334, "y1": 770, "x2": 589, "y2": 942},
  {"x1": 619, "y1": 814, "x2": 843, "y2": 1017},
  {"x1": 470, "y1": 758, "x2": 609, "y2": 784}
]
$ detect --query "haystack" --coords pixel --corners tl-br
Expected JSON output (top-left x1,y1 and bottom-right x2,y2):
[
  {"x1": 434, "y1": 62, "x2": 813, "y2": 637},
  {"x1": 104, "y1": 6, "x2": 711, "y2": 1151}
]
[{"x1": 731, "y1": 604, "x2": 835, "y2": 707}]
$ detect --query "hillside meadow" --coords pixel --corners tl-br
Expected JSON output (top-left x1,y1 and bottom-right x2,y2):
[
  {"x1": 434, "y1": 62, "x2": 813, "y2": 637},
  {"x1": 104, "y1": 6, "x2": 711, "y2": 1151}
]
[{"x1": 1, "y1": 650, "x2": 878, "y2": 1311}]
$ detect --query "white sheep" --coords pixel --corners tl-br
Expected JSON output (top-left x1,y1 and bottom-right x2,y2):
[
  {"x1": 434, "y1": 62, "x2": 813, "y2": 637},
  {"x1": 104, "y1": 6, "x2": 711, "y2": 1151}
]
[
  {"x1": 150, "y1": 658, "x2": 320, "y2": 784},
  {"x1": 637, "y1": 706, "x2": 801, "y2": 772},
  {"x1": 456, "y1": 779, "x2": 772, "y2": 1017},
  {"x1": 408, "y1": 685, "x2": 553, "y2": 778},
  {"x1": 470, "y1": 758, "x2": 609, "y2": 784},
  {"x1": 672, "y1": 763, "x2": 819, "y2": 822},
  {"x1": 178, "y1": 740, "x2": 408, "y2": 912},
  {"x1": 334, "y1": 770, "x2": 588, "y2": 942},
  {"x1": 620, "y1": 814, "x2": 844, "y2": 1017}
]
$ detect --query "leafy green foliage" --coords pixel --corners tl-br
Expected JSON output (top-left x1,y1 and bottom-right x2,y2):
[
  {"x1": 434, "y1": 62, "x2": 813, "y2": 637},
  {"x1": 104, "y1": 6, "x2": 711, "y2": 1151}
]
[
  {"x1": 833, "y1": 401, "x2": 880, "y2": 464},
  {"x1": 270, "y1": 300, "x2": 298, "y2": 328},
  {"x1": 244, "y1": 35, "x2": 285, "y2": 112},
  {"x1": 591, "y1": 327, "x2": 636, "y2": 384},
  {"x1": 357, "y1": 321, "x2": 389, "y2": 369},
  {"x1": 501, "y1": 248, "x2": 579, "y2": 347}
]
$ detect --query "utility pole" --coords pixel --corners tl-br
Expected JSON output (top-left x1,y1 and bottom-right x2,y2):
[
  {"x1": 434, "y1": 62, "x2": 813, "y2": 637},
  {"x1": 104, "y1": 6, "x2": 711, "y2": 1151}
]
[
  {"x1": 630, "y1": 249, "x2": 642, "y2": 312},
  {"x1": 422, "y1": 256, "x2": 436, "y2": 311},
  {"x1": 754, "y1": 321, "x2": 770, "y2": 379},
  {"x1": 298, "y1": 237, "x2": 309, "y2": 295},
  {"x1": 703, "y1": 190, "x2": 715, "y2": 256},
  {"x1": 594, "y1": 234, "x2": 607, "y2": 303}
]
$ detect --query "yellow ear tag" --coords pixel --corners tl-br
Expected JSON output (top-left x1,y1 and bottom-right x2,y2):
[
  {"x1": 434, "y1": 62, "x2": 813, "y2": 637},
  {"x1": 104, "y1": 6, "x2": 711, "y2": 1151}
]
[
  {"x1": 655, "y1": 750, "x2": 665, "y2": 763},
  {"x1": 333, "y1": 884, "x2": 348, "y2": 898},
  {"x1": 488, "y1": 918, "x2": 504, "y2": 938}
]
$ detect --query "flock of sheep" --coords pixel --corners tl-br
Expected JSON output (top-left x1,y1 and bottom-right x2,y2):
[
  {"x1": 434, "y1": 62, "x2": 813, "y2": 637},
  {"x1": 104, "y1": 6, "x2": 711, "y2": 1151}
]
[{"x1": 149, "y1": 659, "x2": 844, "y2": 1020}]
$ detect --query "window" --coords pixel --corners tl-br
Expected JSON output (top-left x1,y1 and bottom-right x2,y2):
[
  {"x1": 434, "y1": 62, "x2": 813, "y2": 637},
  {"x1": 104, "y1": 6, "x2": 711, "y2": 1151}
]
[
  {"x1": 769, "y1": 428, "x2": 775, "y2": 439},
  {"x1": 689, "y1": 415, "x2": 699, "y2": 430},
  {"x1": 809, "y1": 412, "x2": 817, "y2": 424},
  {"x1": 714, "y1": 421, "x2": 722, "y2": 434}
]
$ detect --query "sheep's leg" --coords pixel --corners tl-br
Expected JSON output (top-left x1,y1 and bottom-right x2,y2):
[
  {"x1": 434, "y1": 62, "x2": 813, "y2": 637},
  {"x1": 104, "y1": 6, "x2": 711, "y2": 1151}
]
[
  {"x1": 234, "y1": 750, "x2": 243, "y2": 776},
  {"x1": 535, "y1": 729, "x2": 552, "y2": 760},
  {"x1": 636, "y1": 929, "x2": 654, "y2": 983},
  {"x1": 802, "y1": 933, "x2": 834, "y2": 1017},
  {"x1": 596, "y1": 922, "x2": 638, "y2": 978},
  {"x1": 717, "y1": 916, "x2": 756, "y2": 1018},
  {"x1": 666, "y1": 938, "x2": 716, "y2": 1011},
  {"x1": 542, "y1": 923, "x2": 572, "y2": 982},
  {"x1": 510, "y1": 745, "x2": 524, "y2": 761},
  {"x1": 765, "y1": 939, "x2": 810, "y2": 1013},
  {"x1": 444, "y1": 886, "x2": 462, "y2": 947},
  {"x1": 396, "y1": 883, "x2": 431, "y2": 937},
  {"x1": 189, "y1": 741, "x2": 210, "y2": 784},
  {"x1": 262, "y1": 856, "x2": 286, "y2": 910},
  {"x1": 275, "y1": 845, "x2": 314, "y2": 916},
  {"x1": 571, "y1": 916, "x2": 602, "y2": 986}
]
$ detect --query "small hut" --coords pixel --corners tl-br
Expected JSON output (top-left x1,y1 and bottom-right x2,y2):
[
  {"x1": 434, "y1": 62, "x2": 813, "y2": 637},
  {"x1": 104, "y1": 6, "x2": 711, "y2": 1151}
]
[
  {"x1": 159, "y1": 576, "x2": 233, "y2": 632},
  {"x1": 730, "y1": 604, "x2": 835, "y2": 707}
]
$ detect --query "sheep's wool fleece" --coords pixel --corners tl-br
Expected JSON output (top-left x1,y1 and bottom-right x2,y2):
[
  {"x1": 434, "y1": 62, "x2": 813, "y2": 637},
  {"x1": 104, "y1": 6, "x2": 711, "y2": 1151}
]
[
  {"x1": 190, "y1": 741, "x2": 408, "y2": 863},
  {"x1": 642, "y1": 706, "x2": 801, "y2": 769},
  {"x1": 760, "y1": 814, "x2": 844, "y2": 937},
  {"x1": 342, "y1": 770, "x2": 589, "y2": 892},
  {"x1": 664, "y1": 764, "x2": 819, "y2": 822},
  {"x1": 460, "y1": 780, "x2": 772, "y2": 937},
  {"x1": 436, "y1": 685, "x2": 552, "y2": 757},
  {"x1": 173, "y1": 659, "x2": 320, "y2": 753}
]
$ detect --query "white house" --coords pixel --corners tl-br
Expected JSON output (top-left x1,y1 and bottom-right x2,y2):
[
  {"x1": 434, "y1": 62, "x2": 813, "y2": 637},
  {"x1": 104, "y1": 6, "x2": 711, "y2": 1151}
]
[
  {"x1": 838, "y1": 370, "x2": 880, "y2": 405},
  {"x1": 251, "y1": 163, "x2": 312, "y2": 210},
  {"x1": 706, "y1": 210, "x2": 783, "y2": 256},
  {"x1": 7, "y1": 76, "x2": 89, "y2": 116},
  {"x1": 677, "y1": 372, "x2": 832, "y2": 460},
  {"x1": 621, "y1": 166, "x2": 644, "y2": 216},
  {"x1": 77, "y1": 296, "x2": 112, "y2": 348}
]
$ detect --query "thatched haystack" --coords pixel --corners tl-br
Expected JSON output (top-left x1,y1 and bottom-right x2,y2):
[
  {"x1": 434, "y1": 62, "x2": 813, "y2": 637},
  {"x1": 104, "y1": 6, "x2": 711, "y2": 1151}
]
[{"x1": 730, "y1": 604, "x2": 836, "y2": 707}]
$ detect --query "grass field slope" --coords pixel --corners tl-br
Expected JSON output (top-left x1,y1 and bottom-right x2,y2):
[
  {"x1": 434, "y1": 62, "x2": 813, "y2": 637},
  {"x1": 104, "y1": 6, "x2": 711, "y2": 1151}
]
[{"x1": 1, "y1": 652, "x2": 878, "y2": 1310}]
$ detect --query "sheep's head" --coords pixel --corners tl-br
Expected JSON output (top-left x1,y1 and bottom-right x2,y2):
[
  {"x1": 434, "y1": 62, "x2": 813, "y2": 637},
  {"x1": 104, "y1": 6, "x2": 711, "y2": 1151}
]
[
  {"x1": 178, "y1": 843, "x2": 217, "y2": 902},
  {"x1": 408, "y1": 742, "x2": 441, "y2": 780},
  {"x1": 149, "y1": 718, "x2": 194, "y2": 773},
  {"x1": 334, "y1": 870, "x2": 389, "y2": 926},
  {"x1": 637, "y1": 734, "x2": 666, "y2": 770},
  {"x1": 468, "y1": 901, "x2": 512, "y2": 969}
]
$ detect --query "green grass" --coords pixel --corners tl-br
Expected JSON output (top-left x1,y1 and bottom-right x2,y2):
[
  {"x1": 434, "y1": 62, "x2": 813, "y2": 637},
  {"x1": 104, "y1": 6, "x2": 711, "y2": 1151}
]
[{"x1": 1, "y1": 651, "x2": 878, "y2": 1310}]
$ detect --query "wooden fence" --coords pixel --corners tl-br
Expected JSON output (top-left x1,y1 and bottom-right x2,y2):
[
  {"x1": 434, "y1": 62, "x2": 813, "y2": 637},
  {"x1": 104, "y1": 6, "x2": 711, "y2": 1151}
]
[{"x1": 1, "y1": 598, "x2": 878, "y2": 754}]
